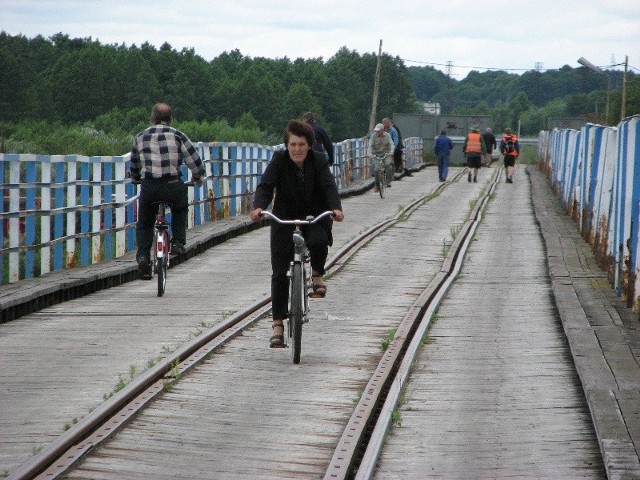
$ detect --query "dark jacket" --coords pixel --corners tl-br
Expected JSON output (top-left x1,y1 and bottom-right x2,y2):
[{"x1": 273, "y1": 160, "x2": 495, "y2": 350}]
[
  {"x1": 481, "y1": 131, "x2": 497, "y2": 152},
  {"x1": 309, "y1": 122, "x2": 335, "y2": 164},
  {"x1": 253, "y1": 149, "x2": 342, "y2": 222}
]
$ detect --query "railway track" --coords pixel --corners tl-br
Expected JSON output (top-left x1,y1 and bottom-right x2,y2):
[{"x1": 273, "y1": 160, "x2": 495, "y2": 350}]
[{"x1": 9, "y1": 168, "x2": 501, "y2": 480}]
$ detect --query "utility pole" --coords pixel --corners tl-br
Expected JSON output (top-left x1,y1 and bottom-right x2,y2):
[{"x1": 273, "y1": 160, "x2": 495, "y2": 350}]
[
  {"x1": 446, "y1": 61, "x2": 453, "y2": 113},
  {"x1": 369, "y1": 39, "x2": 383, "y2": 132},
  {"x1": 621, "y1": 55, "x2": 628, "y2": 121}
]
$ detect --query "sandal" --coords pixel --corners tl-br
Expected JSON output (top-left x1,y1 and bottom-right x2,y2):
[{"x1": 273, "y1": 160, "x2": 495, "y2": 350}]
[
  {"x1": 270, "y1": 319, "x2": 286, "y2": 348},
  {"x1": 310, "y1": 276, "x2": 327, "y2": 298}
]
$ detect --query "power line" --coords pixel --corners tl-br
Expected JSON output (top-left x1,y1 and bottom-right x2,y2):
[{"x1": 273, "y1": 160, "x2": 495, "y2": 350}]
[
  {"x1": 401, "y1": 58, "x2": 545, "y2": 72},
  {"x1": 401, "y1": 57, "x2": 636, "y2": 74}
]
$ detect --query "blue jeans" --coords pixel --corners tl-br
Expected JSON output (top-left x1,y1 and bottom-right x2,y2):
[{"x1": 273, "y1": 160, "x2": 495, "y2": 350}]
[{"x1": 437, "y1": 155, "x2": 450, "y2": 180}]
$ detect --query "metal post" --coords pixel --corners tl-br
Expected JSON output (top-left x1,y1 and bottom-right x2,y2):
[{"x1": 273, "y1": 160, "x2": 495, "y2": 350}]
[{"x1": 578, "y1": 57, "x2": 609, "y2": 125}]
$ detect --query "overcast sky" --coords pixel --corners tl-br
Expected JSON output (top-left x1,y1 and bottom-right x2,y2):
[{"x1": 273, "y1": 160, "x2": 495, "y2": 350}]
[{"x1": 2, "y1": 0, "x2": 638, "y2": 79}]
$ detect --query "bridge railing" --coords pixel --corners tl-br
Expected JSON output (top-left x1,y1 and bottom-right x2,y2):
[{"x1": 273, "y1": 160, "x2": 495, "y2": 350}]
[
  {"x1": 0, "y1": 136, "x2": 424, "y2": 285},
  {"x1": 538, "y1": 114, "x2": 640, "y2": 311}
]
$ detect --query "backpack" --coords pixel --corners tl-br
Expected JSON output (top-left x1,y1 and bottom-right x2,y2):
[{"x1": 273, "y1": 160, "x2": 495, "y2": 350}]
[{"x1": 504, "y1": 138, "x2": 515, "y2": 154}]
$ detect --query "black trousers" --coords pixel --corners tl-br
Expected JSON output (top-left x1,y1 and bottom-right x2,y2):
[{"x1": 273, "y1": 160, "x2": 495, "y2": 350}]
[
  {"x1": 393, "y1": 149, "x2": 403, "y2": 171},
  {"x1": 270, "y1": 221, "x2": 330, "y2": 320},
  {"x1": 136, "y1": 179, "x2": 189, "y2": 261}
]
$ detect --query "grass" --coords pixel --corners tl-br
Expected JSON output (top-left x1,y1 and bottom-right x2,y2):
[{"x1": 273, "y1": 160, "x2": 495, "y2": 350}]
[
  {"x1": 380, "y1": 328, "x2": 397, "y2": 352},
  {"x1": 164, "y1": 358, "x2": 182, "y2": 391},
  {"x1": 391, "y1": 409, "x2": 403, "y2": 427}
]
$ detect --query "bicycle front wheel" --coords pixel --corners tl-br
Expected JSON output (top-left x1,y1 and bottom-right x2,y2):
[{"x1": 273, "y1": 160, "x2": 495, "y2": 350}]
[
  {"x1": 157, "y1": 230, "x2": 169, "y2": 297},
  {"x1": 289, "y1": 263, "x2": 304, "y2": 364},
  {"x1": 378, "y1": 169, "x2": 386, "y2": 199}
]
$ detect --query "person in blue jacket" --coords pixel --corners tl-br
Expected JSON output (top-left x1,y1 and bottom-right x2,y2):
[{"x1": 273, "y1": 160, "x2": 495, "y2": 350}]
[{"x1": 434, "y1": 130, "x2": 454, "y2": 182}]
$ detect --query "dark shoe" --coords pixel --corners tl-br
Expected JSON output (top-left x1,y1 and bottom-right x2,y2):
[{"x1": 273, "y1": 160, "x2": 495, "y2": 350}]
[
  {"x1": 137, "y1": 256, "x2": 151, "y2": 280},
  {"x1": 404, "y1": 169, "x2": 413, "y2": 177},
  {"x1": 468, "y1": 173, "x2": 472, "y2": 182},
  {"x1": 170, "y1": 241, "x2": 185, "y2": 255},
  {"x1": 473, "y1": 176, "x2": 477, "y2": 183}
]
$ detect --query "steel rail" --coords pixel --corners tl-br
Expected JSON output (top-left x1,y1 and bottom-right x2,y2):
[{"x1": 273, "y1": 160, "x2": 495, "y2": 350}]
[{"x1": 324, "y1": 167, "x2": 501, "y2": 480}]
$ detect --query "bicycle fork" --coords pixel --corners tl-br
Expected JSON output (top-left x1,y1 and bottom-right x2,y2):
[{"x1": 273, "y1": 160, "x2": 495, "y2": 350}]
[
  {"x1": 290, "y1": 230, "x2": 311, "y2": 316},
  {"x1": 154, "y1": 223, "x2": 169, "y2": 268}
]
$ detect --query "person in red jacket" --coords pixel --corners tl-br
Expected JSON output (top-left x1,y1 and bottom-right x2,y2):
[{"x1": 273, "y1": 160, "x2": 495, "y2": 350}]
[{"x1": 500, "y1": 128, "x2": 520, "y2": 183}]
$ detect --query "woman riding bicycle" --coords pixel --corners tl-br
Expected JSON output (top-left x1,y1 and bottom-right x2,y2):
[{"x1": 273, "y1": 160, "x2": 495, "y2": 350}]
[{"x1": 250, "y1": 119, "x2": 345, "y2": 348}]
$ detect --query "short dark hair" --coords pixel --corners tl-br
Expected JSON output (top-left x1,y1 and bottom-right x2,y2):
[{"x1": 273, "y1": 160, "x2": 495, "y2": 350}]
[
  {"x1": 301, "y1": 112, "x2": 315, "y2": 123},
  {"x1": 151, "y1": 103, "x2": 172, "y2": 124},
  {"x1": 283, "y1": 119, "x2": 314, "y2": 147},
  {"x1": 440, "y1": 130, "x2": 447, "y2": 135}
]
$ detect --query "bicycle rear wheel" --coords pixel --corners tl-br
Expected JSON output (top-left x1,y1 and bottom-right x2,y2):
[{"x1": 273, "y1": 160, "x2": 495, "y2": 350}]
[
  {"x1": 157, "y1": 230, "x2": 169, "y2": 297},
  {"x1": 289, "y1": 263, "x2": 304, "y2": 364}
]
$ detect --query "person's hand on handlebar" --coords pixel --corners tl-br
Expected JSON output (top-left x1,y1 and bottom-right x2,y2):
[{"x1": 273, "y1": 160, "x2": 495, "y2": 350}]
[
  {"x1": 332, "y1": 209, "x2": 344, "y2": 222},
  {"x1": 250, "y1": 207, "x2": 263, "y2": 222},
  {"x1": 194, "y1": 177, "x2": 204, "y2": 187}
]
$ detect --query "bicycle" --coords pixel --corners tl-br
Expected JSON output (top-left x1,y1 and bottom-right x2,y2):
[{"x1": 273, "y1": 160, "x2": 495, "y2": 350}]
[
  {"x1": 151, "y1": 201, "x2": 172, "y2": 297},
  {"x1": 373, "y1": 154, "x2": 388, "y2": 199},
  {"x1": 260, "y1": 210, "x2": 335, "y2": 364},
  {"x1": 135, "y1": 181, "x2": 194, "y2": 297}
]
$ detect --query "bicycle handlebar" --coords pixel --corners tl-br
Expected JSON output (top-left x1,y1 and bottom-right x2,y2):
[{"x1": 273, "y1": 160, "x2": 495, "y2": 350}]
[
  {"x1": 130, "y1": 179, "x2": 199, "y2": 185},
  {"x1": 260, "y1": 210, "x2": 335, "y2": 225}
]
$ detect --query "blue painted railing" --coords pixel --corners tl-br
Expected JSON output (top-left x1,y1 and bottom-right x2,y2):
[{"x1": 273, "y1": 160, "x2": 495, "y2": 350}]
[
  {"x1": 0, "y1": 136, "x2": 424, "y2": 285},
  {"x1": 538, "y1": 115, "x2": 640, "y2": 310}
]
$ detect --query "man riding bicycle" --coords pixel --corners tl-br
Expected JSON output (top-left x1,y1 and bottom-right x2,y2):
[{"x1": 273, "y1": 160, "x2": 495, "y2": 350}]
[
  {"x1": 368, "y1": 123, "x2": 394, "y2": 192},
  {"x1": 130, "y1": 103, "x2": 205, "y2": 279}
]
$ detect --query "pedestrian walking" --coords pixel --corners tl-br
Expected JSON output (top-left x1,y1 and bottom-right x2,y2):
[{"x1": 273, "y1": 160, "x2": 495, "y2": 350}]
[
  {"x1": 481, "y1": 128, "x2": 497, "y2": 166},
  {"x1": 463, "y1": 125, "x2": 487, "y2": 183},
  {"x1": 434, "y1": 129, "x2": 453, "y2": 182},
  {"x1": 302, "y1": 112, "x2": 335, "y2": 164},
  {"x1": 500, "y1": 128, "x2": 520, "y2": 183}
]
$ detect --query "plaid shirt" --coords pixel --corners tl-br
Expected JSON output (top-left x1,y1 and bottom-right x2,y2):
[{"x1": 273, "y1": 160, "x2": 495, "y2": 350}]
[{"x1": 130, "y1": 123, "x2": 204, "y2": 181}]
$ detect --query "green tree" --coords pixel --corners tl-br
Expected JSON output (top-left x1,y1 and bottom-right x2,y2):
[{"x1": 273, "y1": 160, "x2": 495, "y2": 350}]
[{"x1": 281, "y1": 83, "x2": 321, "y2": 122}]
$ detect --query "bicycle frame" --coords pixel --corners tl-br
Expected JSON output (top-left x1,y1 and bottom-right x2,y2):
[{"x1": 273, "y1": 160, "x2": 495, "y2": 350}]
[
  {"x1": 153, "y1": 203, "x2": 171, "y2": 297},
  {"x1": 260, "y1": 210, "x2": 334, "y2": 364},
  {"x1": 138, "y1": 180, "x2": 195, "y2": 296},
  {"x1": 373, "y1": 154, "x2": 388, "y2": 198}
]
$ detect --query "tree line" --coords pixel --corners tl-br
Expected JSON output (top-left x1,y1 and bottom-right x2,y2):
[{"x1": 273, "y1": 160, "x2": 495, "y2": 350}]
[{"x1": 0, "y1": 32, "x2": 637, "y2": 155}]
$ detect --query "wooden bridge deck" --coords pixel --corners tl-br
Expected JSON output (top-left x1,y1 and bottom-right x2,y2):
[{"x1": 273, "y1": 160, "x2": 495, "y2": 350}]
[{"x1": 0, "y1": 165, "x2": 638, "y2": 479}]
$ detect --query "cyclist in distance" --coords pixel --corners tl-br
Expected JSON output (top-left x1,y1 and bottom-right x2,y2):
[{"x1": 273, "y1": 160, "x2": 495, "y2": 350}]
[
  {"x1": 130, "y1": 102, "x2": 205, "y2": 280},
  {"x1": 250, "y1": 119, "x2": 345, "y2": 348},
  {"x1": 368, "y1": 123, "x2": 394, "y2": 192}
]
